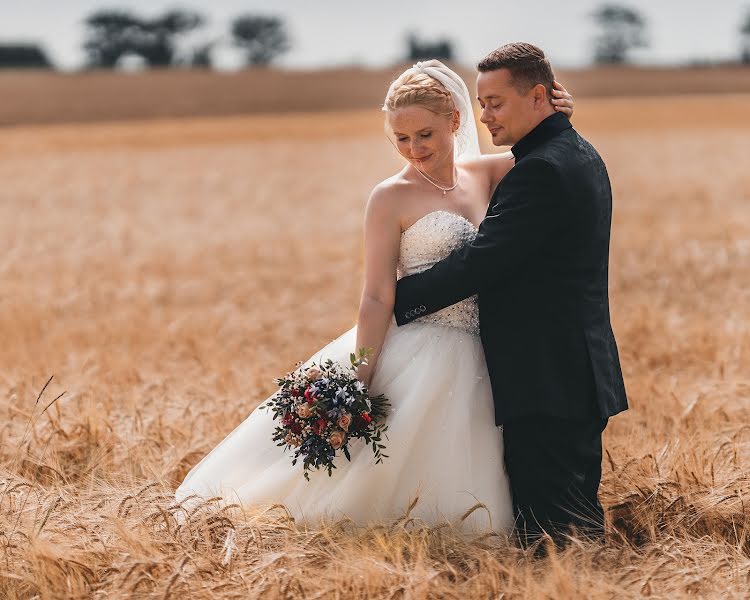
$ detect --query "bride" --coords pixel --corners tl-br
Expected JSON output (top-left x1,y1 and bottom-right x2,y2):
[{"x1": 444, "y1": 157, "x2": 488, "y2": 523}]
[{"x1": 175, "y1": 60, "x2": 573, "y2": 532}]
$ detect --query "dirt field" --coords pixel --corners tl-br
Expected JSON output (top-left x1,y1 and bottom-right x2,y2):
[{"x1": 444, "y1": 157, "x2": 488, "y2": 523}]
[
  {"x1": 1, "y1": 65, "x2": 750, "y2": 126},
  {"x1": 1, "y1": 94, "x2": 749, "y2": 598}
]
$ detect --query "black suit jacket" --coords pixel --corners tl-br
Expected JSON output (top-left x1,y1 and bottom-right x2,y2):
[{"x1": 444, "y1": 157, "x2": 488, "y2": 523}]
[{"x1": 394, "y1": 112, "x2": 628, "y2": 425}]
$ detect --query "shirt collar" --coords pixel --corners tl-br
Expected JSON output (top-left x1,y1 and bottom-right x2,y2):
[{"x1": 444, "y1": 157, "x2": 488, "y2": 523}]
[{"x1": 511, "y1": 112, "x2": 573, "y2": 161}]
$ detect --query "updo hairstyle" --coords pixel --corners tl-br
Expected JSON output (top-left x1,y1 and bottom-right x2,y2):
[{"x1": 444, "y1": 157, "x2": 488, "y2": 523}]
[{"x1": 383, "y1": 71, "x2": 456, "y2": 117}]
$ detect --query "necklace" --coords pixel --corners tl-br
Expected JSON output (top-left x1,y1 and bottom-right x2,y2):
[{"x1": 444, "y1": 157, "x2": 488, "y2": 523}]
[
  {"x1": 412, "y1": 164, "x2": 459, "y2": 195},
  {"x1": 386, "y1": 136, "x2": 459, "y2": 195}
]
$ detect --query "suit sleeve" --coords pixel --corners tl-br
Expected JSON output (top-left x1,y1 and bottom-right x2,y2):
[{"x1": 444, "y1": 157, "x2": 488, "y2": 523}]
[{"x1": 394, "y1": 157, "x2": 568, "y2": 326}]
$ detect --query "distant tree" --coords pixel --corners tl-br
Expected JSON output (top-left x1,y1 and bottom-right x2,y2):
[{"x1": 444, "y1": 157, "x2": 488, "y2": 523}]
[
  {"x1": 406, "y1": 33, "x2": 454, "y2": 62},
  {"x1": 230, "y1": 15, "x2": 290, "y2": 67},
  {"x1": 82, "y1": 8, "x2": 205, "y2": 68},
  {"x1": 189, "y1": 41, "x2": 214, "y2": 68},
  {"x1": 591, "y1": 4, "x2": 648, "y2": 65},
  {"x1": 136, "y1": 9, "x2": 205, "y2": 67},
  {"x1": 0, "y1": 44, "x2": 53, "y2": 69},
  {"x1": 83, "y1": 10, "x2": 141, "y2": 68},
  {"x1": 741, "y1": 10, "x2": 750, "y2": 64}
]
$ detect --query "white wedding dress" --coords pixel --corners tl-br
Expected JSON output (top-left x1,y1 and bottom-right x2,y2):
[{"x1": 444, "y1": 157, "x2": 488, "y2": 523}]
[{"x1": 175, "y1": 210, "x2": 514, "y2": 532}]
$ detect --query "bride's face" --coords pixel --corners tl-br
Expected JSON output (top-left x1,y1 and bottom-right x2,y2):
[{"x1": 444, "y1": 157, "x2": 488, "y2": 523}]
[{"x1": 386, "y1": 106, "x2": 456, "y2": 173}]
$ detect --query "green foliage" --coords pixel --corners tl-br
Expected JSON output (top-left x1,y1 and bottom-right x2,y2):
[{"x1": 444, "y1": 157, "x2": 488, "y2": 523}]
[
  {"x1": 230, "y1": 15, "x2": 290, "y2": 67},
  {"x1": 0, "y1": 44, "x2": 53, "y2": 69},
  {"x1": 82, "y1": 8, "x2": 205, "y2": 68},
  {"x1": 591, "y1": 3, "x2": 649, "y2": 65},
  {"x1": 741, "y1": 10, "x2": 750, "y2": 64}
]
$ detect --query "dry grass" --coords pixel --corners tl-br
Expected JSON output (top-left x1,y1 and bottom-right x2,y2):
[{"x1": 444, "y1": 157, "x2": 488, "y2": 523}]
[
  {"x1": 1, "y1": 94, "x2": 749, "y2": 598},
  {"x1": 2, "y1": 65, "x2": 750, "y2": 126}
]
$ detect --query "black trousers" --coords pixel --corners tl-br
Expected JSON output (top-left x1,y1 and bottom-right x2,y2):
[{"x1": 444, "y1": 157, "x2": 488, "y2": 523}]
[{"x1": 502, "y1": 415, "x2": 608, "y2": 548}]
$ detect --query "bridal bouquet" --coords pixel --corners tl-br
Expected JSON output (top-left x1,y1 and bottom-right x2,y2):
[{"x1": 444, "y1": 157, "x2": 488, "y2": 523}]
[{"x1": 261, "y1": 349, "x2": 390, "y2": 481}]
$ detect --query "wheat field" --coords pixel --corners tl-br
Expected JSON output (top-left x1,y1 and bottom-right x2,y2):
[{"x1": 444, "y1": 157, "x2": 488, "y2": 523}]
[
  {"x1": 2, "y1": 66, "x2": 750, "y2": 126},
  {"x1": 1, "y1": 94, "x2": 749, "y2": 598}
]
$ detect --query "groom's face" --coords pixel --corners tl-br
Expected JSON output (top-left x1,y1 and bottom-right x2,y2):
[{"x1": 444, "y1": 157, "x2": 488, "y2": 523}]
[{"x1": 477, "y1": 69, "x2": 545, "y2": 147}]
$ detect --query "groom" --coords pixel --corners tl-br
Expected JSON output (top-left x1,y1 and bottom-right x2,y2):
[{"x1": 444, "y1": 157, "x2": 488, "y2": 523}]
[{"x1": 393, "y1": 42, "x2": 628, "y2": 547}]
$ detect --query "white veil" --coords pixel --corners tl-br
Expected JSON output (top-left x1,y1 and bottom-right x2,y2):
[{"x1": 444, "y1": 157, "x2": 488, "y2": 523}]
[{"x1": 383, "y1": 60, "x2": 481, "y2": 163}]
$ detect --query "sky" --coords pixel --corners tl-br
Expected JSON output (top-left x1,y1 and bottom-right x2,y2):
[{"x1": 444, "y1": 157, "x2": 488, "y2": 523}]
[{"x1": 1, "y1": 1, "x2": 748, "y2": 70}]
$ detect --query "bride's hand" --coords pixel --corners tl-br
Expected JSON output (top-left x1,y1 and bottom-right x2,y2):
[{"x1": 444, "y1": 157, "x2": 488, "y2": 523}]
[{"x1": 551, "y1": 81, "x2": 574, "y2": 118}]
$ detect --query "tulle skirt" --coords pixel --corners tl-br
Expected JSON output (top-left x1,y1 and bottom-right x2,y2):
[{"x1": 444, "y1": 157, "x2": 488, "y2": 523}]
[{"x1": 175, "y1": 320, "x2": 515, "y2": 532}]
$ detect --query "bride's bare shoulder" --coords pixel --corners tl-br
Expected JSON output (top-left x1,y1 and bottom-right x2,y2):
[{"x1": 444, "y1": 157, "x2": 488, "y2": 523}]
[
  {"x1": 366, "y1": 172, "x2": 411, "y2": 217},
  {"x1": 372, "y1": 170, "x2": 412, "y2": 196}
]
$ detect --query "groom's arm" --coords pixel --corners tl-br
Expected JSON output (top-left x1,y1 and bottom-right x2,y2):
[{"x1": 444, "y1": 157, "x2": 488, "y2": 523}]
[{"x1": 394, "y1": 157, "x2": 568, "y2": 326}]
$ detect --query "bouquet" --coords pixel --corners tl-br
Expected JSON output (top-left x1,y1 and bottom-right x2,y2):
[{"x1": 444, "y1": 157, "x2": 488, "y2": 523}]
[{"x1": 261, "y1": 348, "x2": 390, "y2": 481}]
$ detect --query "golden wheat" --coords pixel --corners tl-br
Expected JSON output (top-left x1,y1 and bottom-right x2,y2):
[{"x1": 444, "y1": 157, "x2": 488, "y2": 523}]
[{"x1": 1, "y1": 95, "x2": 749, "y2": 598}]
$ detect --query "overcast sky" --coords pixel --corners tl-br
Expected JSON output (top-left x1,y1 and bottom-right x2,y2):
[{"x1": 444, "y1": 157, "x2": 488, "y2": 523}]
[{"x1": 2, "y1": 1, "x2": 748, "y2": 70}]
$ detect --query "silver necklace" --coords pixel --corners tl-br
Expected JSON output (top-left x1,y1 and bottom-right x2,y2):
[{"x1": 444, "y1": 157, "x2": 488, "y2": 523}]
[{"x1": 412, "y1": 164, "x2": 459, "y2": 195}]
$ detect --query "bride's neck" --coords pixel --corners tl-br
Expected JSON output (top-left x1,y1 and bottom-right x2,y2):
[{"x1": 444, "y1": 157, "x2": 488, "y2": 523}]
[{"x1": 413, "y1": 160, "x2": 456, "y2": 186}]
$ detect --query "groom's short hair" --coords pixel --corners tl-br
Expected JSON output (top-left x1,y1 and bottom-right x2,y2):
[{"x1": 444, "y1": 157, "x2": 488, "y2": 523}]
[{"x1": 477, "y1": 42, "x2": 555, "y2": 95}]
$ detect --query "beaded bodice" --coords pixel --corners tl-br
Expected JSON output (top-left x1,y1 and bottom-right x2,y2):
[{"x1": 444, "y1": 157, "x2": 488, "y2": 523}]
[{"x1": 397, "y1": 210, "x2": 480, "y2": 336}]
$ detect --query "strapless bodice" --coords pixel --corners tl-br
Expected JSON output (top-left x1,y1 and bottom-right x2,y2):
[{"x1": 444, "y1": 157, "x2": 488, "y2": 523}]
[{"x1": 397, "y1": 210, "x2": 480, "y2": 335}]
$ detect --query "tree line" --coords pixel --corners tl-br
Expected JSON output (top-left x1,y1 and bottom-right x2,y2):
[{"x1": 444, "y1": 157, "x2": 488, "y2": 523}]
[
  {"x1": 80, "y1": 10, "x2": 290, "y2": 69},
  {"x1": 1, "y1": 4, "x2": 749, "y2": 70}
]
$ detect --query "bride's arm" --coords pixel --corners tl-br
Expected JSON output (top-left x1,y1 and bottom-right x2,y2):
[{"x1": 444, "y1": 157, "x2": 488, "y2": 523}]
[
  {"x1": 465, "y1": 153, "x2": 516, "y2": 201},
  {"x1": 355, "y1": 185, "x2": 402, "y2": 386}
]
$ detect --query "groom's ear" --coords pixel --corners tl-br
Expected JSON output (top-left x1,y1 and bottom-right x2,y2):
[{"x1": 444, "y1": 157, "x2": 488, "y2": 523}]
[{"x1": 530, "y1": 83, "x2": 549, "y2": 109}]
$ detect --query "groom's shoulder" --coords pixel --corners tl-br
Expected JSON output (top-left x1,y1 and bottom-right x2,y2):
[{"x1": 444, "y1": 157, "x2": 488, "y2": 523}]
[{"x1": 528, "y1": 127, "x2": 603, "y2": 168}]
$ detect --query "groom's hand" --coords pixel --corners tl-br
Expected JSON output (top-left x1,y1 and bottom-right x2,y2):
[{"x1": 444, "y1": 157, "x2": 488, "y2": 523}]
[{"x1": 551, "y1": 81, "x2": 574, "y2": 118}]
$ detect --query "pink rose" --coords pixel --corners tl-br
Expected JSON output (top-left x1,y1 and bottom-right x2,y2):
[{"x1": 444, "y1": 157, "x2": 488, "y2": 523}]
[
  {"x1": 337, "y1": 412, "x2": 352, "y2": 431},
  {"x1": 296, "y1": 404, "x2": 313, "y2": 418},
  {"x1": 305, "y1": 366, "x2": 322, "y2": 381},
  {"x1": 328, "y1": 429, "x2": 347, "y2": 450}
]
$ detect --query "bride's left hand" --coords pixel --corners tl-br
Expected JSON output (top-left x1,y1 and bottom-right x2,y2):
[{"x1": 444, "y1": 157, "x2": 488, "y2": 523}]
[{"x1": 551, "y1": 80, "x2": 574, "y2": 118}]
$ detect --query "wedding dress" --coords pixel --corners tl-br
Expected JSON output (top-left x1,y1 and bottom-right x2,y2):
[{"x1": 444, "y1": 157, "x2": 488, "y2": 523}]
[{"x1": 175, "y1": 210, "x2": 514, "y2": 532}]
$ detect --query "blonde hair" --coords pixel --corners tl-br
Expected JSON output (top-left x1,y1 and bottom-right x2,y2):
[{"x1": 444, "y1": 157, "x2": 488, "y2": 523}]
[{"x1": 383, "y1": 71, "x2": 456, "y2": 116}]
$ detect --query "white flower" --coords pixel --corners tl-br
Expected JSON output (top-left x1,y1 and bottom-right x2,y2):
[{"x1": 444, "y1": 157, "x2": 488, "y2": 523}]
[{"x1": 334, "y1": 387, "x2": 349, "y2": 405}]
